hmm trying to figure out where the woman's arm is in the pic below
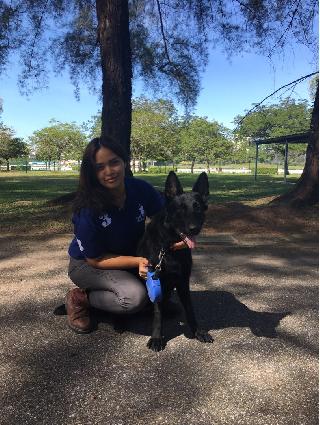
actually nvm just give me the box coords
[86,255,149,278]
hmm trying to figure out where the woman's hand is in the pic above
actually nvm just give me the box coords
[138,257,149,279]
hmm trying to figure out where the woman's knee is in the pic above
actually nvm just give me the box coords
[118,282,148,313]
[88,280,148,314]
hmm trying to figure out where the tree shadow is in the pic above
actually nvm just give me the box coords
[190,290,289,338]
[54,290,290,343]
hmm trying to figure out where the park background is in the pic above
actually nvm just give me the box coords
[0,5,318,177]
[0,3,318,425]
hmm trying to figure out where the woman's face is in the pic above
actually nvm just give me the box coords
[95,146,126,192]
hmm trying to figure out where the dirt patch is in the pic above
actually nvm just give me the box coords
[203,202,318,237]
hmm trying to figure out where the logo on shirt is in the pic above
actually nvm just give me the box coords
[76,239,84,252]
[99,213,112,228]
[136,204,145,223]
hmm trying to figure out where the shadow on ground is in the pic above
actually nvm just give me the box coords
[54,290,290,343]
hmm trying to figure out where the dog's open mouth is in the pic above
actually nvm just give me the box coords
[179,233,196,249]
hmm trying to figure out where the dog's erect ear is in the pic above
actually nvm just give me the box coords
[192,172,209,204]
[164,171,183,200]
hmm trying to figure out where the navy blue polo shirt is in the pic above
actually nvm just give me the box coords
[68,177,164,259]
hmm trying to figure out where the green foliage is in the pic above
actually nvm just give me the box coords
[234,98,312,161]
[146,166,162,174]
[180,116,232,169]
[30,120,87,163]
[131,97,180,166]
[232,137,256,163]
[235,98,311,139]
[0,2,317,108]
[83,114,102,140]
[0,125,28,170]
[85,99,182,168]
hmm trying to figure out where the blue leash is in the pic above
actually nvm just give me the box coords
[146,248,166,303]
[146,269,162,303]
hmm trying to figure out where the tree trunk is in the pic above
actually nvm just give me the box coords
[96,0,132,162]
[271,84,319,207]
[191,159,195,174]
[6,159,9,171]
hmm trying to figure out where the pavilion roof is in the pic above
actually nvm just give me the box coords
[252,132,311,145]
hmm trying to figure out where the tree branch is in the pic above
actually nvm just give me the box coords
[233,0,255,15]
[155,0,171,64]
[24,0,50,74]
[237,72,319,127]
[268,0,301,58]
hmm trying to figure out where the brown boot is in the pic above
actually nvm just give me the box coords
[65,288,91,334]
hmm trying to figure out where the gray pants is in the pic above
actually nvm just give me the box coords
[68,257,149,314]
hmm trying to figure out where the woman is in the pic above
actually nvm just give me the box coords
[66,136,164,333]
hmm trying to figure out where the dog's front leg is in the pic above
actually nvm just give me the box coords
[176,283,213,343]
[147,302,166,352]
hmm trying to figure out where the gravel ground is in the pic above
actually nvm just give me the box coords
[0,231,318,425]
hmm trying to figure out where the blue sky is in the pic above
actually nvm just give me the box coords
[0,43,317,140]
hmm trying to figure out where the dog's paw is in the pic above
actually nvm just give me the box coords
[147,337,166,352]
[194,329,214,343]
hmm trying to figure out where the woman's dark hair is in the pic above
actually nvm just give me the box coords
[73,136,129,214]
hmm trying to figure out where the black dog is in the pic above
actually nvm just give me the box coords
[138,171,213,351]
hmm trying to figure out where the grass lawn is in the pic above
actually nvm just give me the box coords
[0,171,300,234]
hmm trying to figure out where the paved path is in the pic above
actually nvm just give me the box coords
[0,232,318,425]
